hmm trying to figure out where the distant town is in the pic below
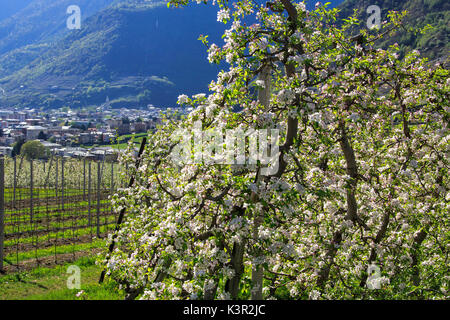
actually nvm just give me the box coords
[0,98,169,161]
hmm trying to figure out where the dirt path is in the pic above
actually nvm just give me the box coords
[4,234,100,254]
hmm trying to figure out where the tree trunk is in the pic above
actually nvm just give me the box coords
[251,65,271,300]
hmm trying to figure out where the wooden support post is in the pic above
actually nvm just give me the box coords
[13,157,16,207]
[55,159,58,208]
[88,161,92,229]
[251,65,271,300]
[110,162,114,229]
[30,159,33,224]
[111,162,114,195]
[0,157,5,272]
[83,158,86,201]
[97,161,101,238]
[61,158,64,211]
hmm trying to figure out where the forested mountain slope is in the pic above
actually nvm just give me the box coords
[338,0,449,59]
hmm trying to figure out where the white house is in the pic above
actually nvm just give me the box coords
[25,126,48,140]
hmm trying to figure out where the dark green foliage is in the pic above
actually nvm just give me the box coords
[11,138,25,157]
[20,140,47,160]
[37,130,47,140]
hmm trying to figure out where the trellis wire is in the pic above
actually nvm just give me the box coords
[0,156,123,273]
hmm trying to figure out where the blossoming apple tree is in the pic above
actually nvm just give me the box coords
[102,0,449,299]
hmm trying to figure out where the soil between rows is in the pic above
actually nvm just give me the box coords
[1,249,104,274]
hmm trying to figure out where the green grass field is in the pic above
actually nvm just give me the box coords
[0,256,125,300]
[111,133,147,150]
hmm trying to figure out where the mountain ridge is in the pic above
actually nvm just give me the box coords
[0,1,225,108]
